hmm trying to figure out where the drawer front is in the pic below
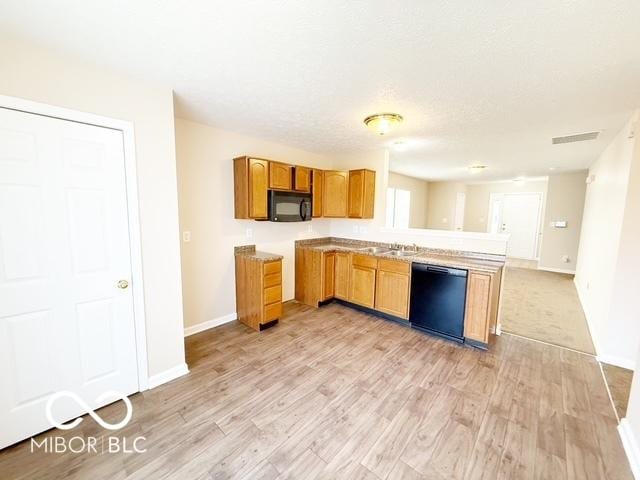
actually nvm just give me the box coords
[264,272,282,288]
[378,258,411,275]
[264,285,282,305]
[263,260,281,276]
[264,302,282,322]
[352,254,378,269]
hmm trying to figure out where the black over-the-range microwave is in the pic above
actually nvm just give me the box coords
[268,190,312,222]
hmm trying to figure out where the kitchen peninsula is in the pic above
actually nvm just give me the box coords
[295,237,505,348]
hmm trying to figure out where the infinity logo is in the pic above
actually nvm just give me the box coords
[45,391,133,431]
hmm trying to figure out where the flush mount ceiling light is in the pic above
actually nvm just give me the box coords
[468,164,488,173]
[364,113,403,135]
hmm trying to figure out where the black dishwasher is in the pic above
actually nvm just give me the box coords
[409,263,468,342]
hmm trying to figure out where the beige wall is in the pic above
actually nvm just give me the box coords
[175,119,333,329]
[598,111,640,471]
[0,33,186,378]
[425,182,467,230]
[463,179,548,234]
[575,111,639,369]
[538,172,587,272]
[387,172,429,228]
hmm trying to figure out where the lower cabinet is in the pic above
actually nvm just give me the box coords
[334,252,350,300]
[348,254,378,308]
[235,256,282,331]
[375,259,410,320]
[464,269,501,344]
[322,252,335,300]
[349,265,377,308]
[294,246,504,350]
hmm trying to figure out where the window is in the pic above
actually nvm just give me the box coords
[386,188,411,228]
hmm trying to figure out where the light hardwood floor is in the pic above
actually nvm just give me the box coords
[0,302,632,480]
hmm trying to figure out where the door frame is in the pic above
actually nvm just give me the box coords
[487,191,544,260]
[0,94,150,391]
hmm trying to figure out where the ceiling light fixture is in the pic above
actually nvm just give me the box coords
[364,113,403,135]
[468,164,488,173]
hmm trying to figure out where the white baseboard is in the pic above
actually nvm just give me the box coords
[538,266,576,275]
[147,362,189,390]
[598,354,636,370]
[184,313,237,337]
[619,419,640,479]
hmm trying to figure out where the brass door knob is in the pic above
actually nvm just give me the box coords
[117,280,129,289]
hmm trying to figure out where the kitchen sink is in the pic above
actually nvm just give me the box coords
[387,250,419,257]
[357,246,391,254]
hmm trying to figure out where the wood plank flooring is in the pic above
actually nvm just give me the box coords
[0,302,633,479]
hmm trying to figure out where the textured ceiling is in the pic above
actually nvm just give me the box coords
[2,1,640,180]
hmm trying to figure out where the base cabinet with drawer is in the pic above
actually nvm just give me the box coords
[235,254,283,331]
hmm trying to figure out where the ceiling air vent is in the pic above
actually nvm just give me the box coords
[552,131,600,144]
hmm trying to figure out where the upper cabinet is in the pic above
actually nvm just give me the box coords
[233,156,268,219]
[348,169,376,219]
[294,166,310,192]
[233,156,375,221]
[323,170,349,217]
[311,169,323,217]
[269,161,293,190]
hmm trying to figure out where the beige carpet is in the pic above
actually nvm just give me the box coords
[500,267,596,354]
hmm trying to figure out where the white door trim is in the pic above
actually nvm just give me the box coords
[488,191,544,260]
[0,94,149,391]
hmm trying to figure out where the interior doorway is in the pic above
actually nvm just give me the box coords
[489,192,543,259]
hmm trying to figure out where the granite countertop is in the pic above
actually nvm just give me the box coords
[295,237,505,273]
[234,245,283,262]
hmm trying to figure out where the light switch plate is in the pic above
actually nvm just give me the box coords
[182,231,191,243]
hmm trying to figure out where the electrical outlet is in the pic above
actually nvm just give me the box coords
[182,231,191,243]
[562,255,570,263]
[246,228,253,239]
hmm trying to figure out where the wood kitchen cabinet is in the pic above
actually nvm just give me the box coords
[464,269,502,345]
[233,156,269,219]
[235,254,282,331]
[334,251,350,300]
[294,166,311,192]
[322,252,335,300]
[311,169,323,217]
[269,161,293,190]
[323,170,349,217]
[375,259,410,320]
[348,254,377,308]
[348,169,376,219]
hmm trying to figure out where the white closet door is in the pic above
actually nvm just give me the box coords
[0,107,139,449]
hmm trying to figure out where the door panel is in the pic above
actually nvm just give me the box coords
[269,162,293,190]
[349,265,376,308]
[323,171,348,217]
[0,107,139,449]
[248,158,268,219]
[334,252,350,300]
[499,193,542,259]
[375,270,410,319]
